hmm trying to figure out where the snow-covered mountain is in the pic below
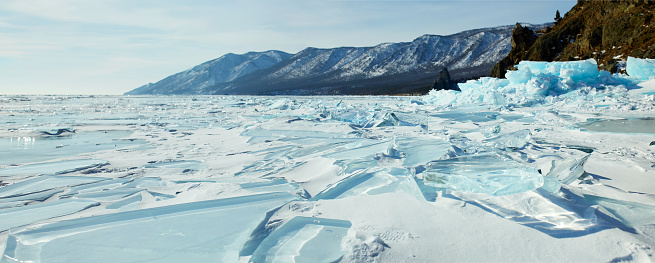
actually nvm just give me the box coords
[126,23,550,95]
[125,51,292,95]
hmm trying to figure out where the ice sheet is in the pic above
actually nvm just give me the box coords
[577,118,655,134]
[1,90,655,261]
[0,175,110,198]
[0,199,98,231]
[0,189,63,209]
[0,131,143,166]
[0,159,108,176]
[3,192,298,262]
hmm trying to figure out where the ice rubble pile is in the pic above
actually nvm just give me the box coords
[424,57,655,106]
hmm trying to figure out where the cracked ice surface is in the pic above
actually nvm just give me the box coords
[1,58,655,262]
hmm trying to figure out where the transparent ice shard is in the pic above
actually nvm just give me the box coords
[355,110,427,129]
[483,129,531,149]
[326,107,374,126]
[412,177,442,202]
[0,159,108,176]
[423,153,543,196]
[3,192,298,262]
[266,98,292,110]
[365,111,399,128]
[627,56,655,81]
[0,199,98,231]
[449,189,607,238]
[143,160,206,170]
[250,216,351,263]
[394,137,452,166]
[0,175,110,198]
[584,194,655,227]
[540,175,562,194]
[547,155,590,185]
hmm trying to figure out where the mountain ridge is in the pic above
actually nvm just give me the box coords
[126,23,550,96]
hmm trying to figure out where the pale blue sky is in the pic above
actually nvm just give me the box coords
[0,0,576,95]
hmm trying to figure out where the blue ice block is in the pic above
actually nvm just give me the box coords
[627,56,655,81]
[423,153,543,196]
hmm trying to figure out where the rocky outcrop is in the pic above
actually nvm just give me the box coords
[490,23,539,78]
[430,68,460,91]
[491,0,655,77]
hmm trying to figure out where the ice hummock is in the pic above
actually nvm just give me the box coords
[423,57,655,107]
[627,56,655,81]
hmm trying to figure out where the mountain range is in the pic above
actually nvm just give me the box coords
[126,23,549,96]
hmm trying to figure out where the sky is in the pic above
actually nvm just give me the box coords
[0,0,577,95]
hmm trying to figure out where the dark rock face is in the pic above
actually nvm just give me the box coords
[490,23,538,78]
[431,68,460,91]
[491,0,655,77]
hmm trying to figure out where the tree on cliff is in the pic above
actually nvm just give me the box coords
[555,10,562,23]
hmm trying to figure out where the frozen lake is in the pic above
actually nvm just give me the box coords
[1,83,654,261]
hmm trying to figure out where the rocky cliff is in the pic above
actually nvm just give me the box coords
[491,0,655,78]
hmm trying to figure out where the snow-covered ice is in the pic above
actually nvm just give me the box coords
[1,57,655,262]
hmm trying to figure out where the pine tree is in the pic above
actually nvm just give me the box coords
[555,10,562,23]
